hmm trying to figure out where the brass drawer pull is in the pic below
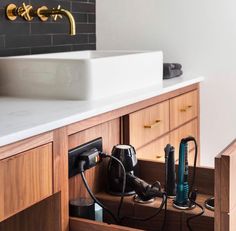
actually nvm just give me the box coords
[180,105,193,112]
[144,120,161,128]
[156,155,162,159]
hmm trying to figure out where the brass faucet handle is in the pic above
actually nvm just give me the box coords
[18,3,33,21]
[52,5,63,21]
[37,6,49,21]
[6,4,18,21]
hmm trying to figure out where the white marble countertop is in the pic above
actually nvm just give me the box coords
[0,73,204,147]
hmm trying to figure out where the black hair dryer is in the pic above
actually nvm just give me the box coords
[107,144,137,196]
[107,144,164,202]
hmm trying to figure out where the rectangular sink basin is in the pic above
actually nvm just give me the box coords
[0,50,163,100]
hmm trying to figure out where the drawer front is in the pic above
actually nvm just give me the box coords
[136,135,169,162]
[214,140,236,231]
[70,217,142,231]
[170,90,198,129]
[0,143,53,221]
[129,101,169,149]
[170,119,198,165]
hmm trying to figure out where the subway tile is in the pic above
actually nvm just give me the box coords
[73,13,88,23]
[72,43,96,51]
[76,23,95,33]
[88,34,96,44]
[88,13,95,23]
[31,45,72,54]
[0,48,31,57]
[0,36,5,48]
[0,22,30,35]
[31,22,71,35]
[5,35,51,48]
[53,34,88,45]
[72,2,95,13]
[0,0,96,56]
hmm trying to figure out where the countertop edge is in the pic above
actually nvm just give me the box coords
[0,75,204,147]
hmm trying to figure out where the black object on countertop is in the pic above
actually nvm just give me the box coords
[163,63,183,79]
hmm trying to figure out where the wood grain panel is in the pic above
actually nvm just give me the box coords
[129,101,169,149]
[138,160,214,195]
[136,134,169,162]
[68,84,199,135]
[0,143,53,222]
[53,127,69,231]
[0,132,53,160]
[215,154,221,231]
[0,193,60,231]
[170,90,198,130]
[170,119,198,165]
[70,217,143,231]
[213,139,236,231]
[69,119,120,200]
[218,140,236,213]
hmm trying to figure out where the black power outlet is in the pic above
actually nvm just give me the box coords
[68,137,103,178]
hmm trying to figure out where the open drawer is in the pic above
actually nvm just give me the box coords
[70,217,143,231]
[215,139,236,231]
[69,159,214,231]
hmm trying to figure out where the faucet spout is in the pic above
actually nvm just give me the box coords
[60,9,76,36]
[36,5,76,36]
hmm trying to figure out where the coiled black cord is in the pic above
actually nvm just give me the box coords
[120,192,167,231]
[186,137,205,231]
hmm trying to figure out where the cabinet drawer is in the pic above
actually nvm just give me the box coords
[136,135,169,162]
[128,101,169,149]
[70,217,143,231]
[170,119,198,165]
[170,90,198,129]
[0,143,53,221]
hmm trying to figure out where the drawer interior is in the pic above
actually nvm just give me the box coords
[69,160,214,231]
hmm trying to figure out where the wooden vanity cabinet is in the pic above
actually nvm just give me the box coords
[0,83,203,231]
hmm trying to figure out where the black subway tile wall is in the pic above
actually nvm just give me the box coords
[0,0,96,56]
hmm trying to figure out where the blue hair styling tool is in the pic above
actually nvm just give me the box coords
[173,136,198,210]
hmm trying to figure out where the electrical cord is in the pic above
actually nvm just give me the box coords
[120,192,167,230]
[161,194,167,231]
[103,152,167,230]
[186,137,205,231]
[186,200,204,231]
[189,138,198,194]
[79,160,119,224]
[99,152,126,220]
[79,153,127,224]
[79,151,167,230]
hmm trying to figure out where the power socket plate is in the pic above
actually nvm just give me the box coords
[68,137,103,178]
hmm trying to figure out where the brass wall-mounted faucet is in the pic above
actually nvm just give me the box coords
[6,3,76,36]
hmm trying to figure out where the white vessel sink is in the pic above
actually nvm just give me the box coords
[0,50,163,100]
